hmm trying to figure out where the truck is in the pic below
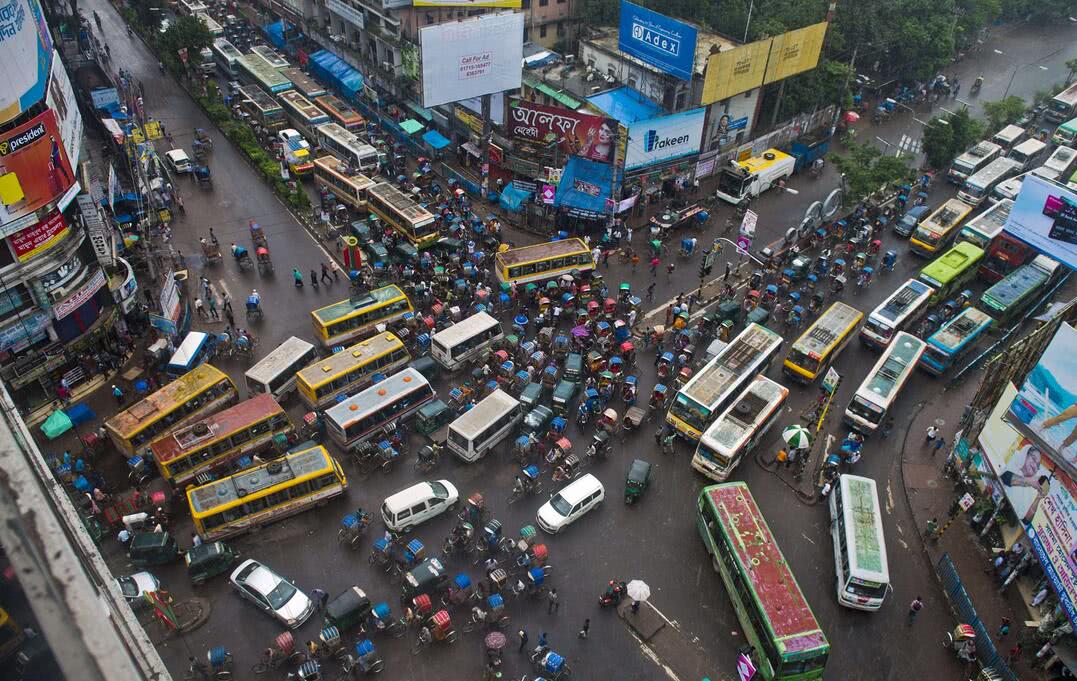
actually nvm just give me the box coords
[198,47,215,76]
[277,129,314,176]
[786,134,830,173]
[714,149,796,206]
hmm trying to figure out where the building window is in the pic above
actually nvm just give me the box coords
[539,0,548,6]
[425,12,433,24]
[539,23,547,37]
[557,0,566,3]
[674,91,687,110]
[556,20,565,36]
[627,76,637,88]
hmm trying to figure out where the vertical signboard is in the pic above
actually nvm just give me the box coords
[47,49,82,171]
[420,13,524,109]
[617,1,698,81]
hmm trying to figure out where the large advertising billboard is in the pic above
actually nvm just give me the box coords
[0,109,76,227]
[624,108,705,171]
[763,22,828,84]
[414,0,521,6]
[47,50,81,172]
[618,1,698,81]
[508,100,618,163]
[0,0,52,126]
[701,40,771,104]
[8,208,66,261]
[420,13,524,109]
[1008,323,1077,480]
[1002,174,1077,270]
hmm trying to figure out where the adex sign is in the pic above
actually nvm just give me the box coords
[625,108,705,171]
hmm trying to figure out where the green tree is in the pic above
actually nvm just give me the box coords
[1065,58,1077,84]
[921,117,956,169]
[158,16,212,71]
[982,96,1027,131]
[831,140,914,204]
[947,107,985,149]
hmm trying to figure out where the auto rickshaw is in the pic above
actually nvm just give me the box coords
[623,406,647,433]
[551,380,578,414]
[747,306,770,326]
[325,586,373,632]
[522,405,554,434]
[185,541,238,585]
[128,531,179,567]
[564,352,583,382]
[657,352,674,379]
[520,382,544,409]
[401,558,449,603]
[624,459,652,504]
[415,400,452,439]
[587,430,611,460]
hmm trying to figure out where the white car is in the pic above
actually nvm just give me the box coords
[165,149,192,174]
[229,559,314,629]
[537,473,605,534]
[381,480,459,533]
[277,128,310,151]
[115,571,160,609]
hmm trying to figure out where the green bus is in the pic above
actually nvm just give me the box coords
[697,482,829,679]
[1053,117,1077,147]
[918,241,984,305]
[980,255,1061,323]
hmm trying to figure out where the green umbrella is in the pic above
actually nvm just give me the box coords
[782,425,813,449]
[41,410,73,440]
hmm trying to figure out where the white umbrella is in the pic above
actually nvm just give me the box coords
[625,579,651,602]
[782,425,813,450]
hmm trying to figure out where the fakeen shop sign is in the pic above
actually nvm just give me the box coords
[8,209,66,261]
[508,100,617,164]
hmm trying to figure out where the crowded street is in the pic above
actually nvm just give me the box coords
[4,0,1077,680]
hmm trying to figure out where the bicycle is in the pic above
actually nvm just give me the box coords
[411,627,433,655]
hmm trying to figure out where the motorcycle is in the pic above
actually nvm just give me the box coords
[598,580,627,607]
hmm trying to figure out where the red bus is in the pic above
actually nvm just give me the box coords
[979,233,1034,284]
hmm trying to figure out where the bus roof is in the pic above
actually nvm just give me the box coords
[168,332,210,368]
[237,85,283,113]
[106,365,230,435]
[449,389,519,440]
[311,285,405,324]
[927,307,993,351]
[296,332,403,387]
[246,336,315,384]
[325,368,429,427]
[279,91,329,124]
[700,376,787,454]
[250,44,289,69]
[919,198,974,237]
[237,54,291,92]
[212,37,242,58]
[791,302,862,360]
[859,333,925,405]
[963,199,1012,240]
[368,183,436,224]
[681,324,782,408]
[314,156,376,188]
[920,242,984,286]
[188,444,330,514]
[735,149,793,174]
[495,238,589,267]
[982,262,1051,311]
[315,95,362,123]
[838,475,890,583]
[870,279,933,325]
[431,312,500,349]
[705,483,829,654]
[280,68,327,98]
[150,394,283,464]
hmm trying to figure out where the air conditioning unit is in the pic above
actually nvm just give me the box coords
[564,54,576,65]
[590,86,601,94]
[604,74,615,84]
[382,61,395,73]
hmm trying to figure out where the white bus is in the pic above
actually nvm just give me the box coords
[430,312,504,371]
[314,123,380,173]
[958,199,1012,250]
[692,376,788,482]
[829,474,890,610]
[1032,146,1077,183]
[446,389,522,462]
[947,140,1001,184]
[251,44,290,70]
[859,279,934,350]
[989,175,1023,204]
[212,38,243,79]
[244,336,317,400]
[956,156,1022,206]
[177,0,209,15]
[194,12,223,36]
[667,323,784,441]
[278,90,330,140]
[844,332,925,434]
[325,368,434,450]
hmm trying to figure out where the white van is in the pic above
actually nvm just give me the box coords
[828,474,890,611]
[446,389,521,462]
[1008,138,1048,171]
[165,149,192,174]
[990,175,1024,204]
[536,474,604,534]
[381,480,459,532]
[991,124,1026,152]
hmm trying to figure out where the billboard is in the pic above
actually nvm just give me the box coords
[763,22,828,84]
[47,51,81,171]
[508,100,618,163]
[0,109,76,227]
[624,108,705,171]
[0,0,52,126]
[8,209,66,261]
[1002,174,1077,270]
[420,13,524,109]
[414,0,521,6]
[1008,323,1077,480]
[701,39,771,104]
[618,1,698,81]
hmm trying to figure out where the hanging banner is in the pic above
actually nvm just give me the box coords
[617,1,698,81]
[508,99,617,163]
[53,268,105,320]
[8,209,66,261]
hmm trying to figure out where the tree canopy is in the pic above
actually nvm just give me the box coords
[831,140,915,204]
[920,108,985,169]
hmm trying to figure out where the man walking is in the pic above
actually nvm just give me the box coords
[646,282,656,302]
[578,619,590,639]
[907,596,923,625]
[933,436,946,457]
[321,263,332,285]
[207,296,220,321]
[547,588,559,614]
[517,629,528,652]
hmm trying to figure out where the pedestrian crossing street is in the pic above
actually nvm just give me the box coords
[896,133,922,157]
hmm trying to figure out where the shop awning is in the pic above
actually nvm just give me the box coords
[587,86,663,123]
[407,102,434,122]
[499,184,532,213]
[308,50,364,100]
[264,20,297,49]
[461,142,481,158]
[400,119,424,134]
[422,130,450,149]
[554,156,613,214]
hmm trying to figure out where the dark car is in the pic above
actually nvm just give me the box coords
[895,205,930,238]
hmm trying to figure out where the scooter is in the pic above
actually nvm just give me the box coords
[598,580,626,607]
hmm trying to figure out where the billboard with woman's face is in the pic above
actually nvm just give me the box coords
[508,99,618,164]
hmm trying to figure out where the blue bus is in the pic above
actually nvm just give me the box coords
[166,332,217,376]
[919,307,993,376]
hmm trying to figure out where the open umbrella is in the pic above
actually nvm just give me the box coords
[625,580,651,602]
[571,325,590,338]
[844,110,860,122]
[782,425,813,450]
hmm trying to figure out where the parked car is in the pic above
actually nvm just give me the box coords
[115,571,160,609]
[536,473,605,534]
[381,480,459,532]
[229,559,315,629]
[165,149,192,174]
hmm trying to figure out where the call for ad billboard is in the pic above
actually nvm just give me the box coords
[0,0,52,126]
[624,108,705,171]
[618,1,698,81]
[508,100,617,164]
[763,22,828,84]
[0,109,75,228]
[701,40,771,105]
[1002,174,1077,270]
[420,13,524,109]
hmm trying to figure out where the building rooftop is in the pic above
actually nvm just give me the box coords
[587,86,664,123]
[585,26,739,78]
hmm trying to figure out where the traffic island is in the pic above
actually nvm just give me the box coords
[617,599,721,680]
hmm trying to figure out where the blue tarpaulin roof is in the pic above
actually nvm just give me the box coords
[309,50,364,100]
[554,156,613,214]
[264,20,296,50]
[586,87,663,123]
[422,130,450,149]
[499,184,532,212]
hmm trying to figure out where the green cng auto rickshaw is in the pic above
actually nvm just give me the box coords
[325,586,373,632]
[624,459,652,504]
[128,532,179,567]
[185,541,238,585]
[415,400,453,439]
[551,380,579,414]
[519,382,544,409]
[564,352,584,382]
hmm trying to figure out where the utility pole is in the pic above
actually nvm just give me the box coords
[480,93,492,194]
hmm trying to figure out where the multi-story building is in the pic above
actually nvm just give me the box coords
[521,0,573,50]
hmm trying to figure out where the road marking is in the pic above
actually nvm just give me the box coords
[635,637,684,681]
[885,480,895,514]
[801,533,815,545]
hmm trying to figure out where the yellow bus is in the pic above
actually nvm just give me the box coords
[313,155,376,214]
[105,365,239,457]
[783,302,864,384]
[296,331,410,409]
[366,183,439,249]
[310,285,413,348]
[493,238,594,287]
[148,394,293,487]
[188,444,347,541]
[909,198,975,257]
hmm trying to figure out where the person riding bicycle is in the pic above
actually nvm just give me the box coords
[247,289,261,313]
[231,243,247,262]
